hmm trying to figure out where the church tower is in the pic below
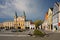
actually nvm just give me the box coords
[23,11,26,21]
[14,12,18,19]
[14,11,18,29]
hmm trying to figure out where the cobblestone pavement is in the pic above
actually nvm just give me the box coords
[0,30,60,40]
[0,33,60,40]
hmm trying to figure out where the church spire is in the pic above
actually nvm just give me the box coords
[14,11,18,19]
[15,11,18,18]
[14,11,18,29]
[23,11,26,21]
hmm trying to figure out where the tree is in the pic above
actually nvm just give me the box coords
[34,20,43,29]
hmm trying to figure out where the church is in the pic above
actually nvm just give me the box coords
[14,11,26,29]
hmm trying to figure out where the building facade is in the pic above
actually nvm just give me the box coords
[42,12,48,30]
[14,16,25,29]
[25,21,35,29]
[29,22,35,29]
[3,21,14,29]
[14,12,26,29]
[25,21,31,29]
[48,8,53,31]
[42,8,53,31]
[0,23,3,27]
[52,2,60,31]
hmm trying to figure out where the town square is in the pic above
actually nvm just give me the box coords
[0,0,60,40]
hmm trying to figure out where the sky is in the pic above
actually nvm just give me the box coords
[0,0,60,22]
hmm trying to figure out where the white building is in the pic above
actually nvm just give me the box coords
[25,21,30,29]
[42,20,48,30]
[30,23,35,29]
[47,8,53,31]
[53,2,60,31]
[42,8,53,31]
[25,21,35,29]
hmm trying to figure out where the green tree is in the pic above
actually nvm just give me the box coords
[34,20,43,29]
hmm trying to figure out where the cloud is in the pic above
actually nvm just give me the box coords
[12,0,37,13]
[0,5,7,8]
[0,0,44,21]
[0,0,15,17]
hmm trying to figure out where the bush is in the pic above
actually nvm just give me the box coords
[33,29,45,37]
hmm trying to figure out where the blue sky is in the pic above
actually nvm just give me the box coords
[0,0,60,22]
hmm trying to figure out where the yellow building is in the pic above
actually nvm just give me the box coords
[3,21,14,29]
[14,12,25,29]
[42,8,53,31]
[0,23,3,28]
[42,12,48,30]
[14,16,25,29]
[48,8,53,31]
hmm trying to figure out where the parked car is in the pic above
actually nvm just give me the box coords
[17,29,23,32]
[11,29,17,32]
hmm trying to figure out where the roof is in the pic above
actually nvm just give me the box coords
[50,8,53,11]
[55,2,59,7]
